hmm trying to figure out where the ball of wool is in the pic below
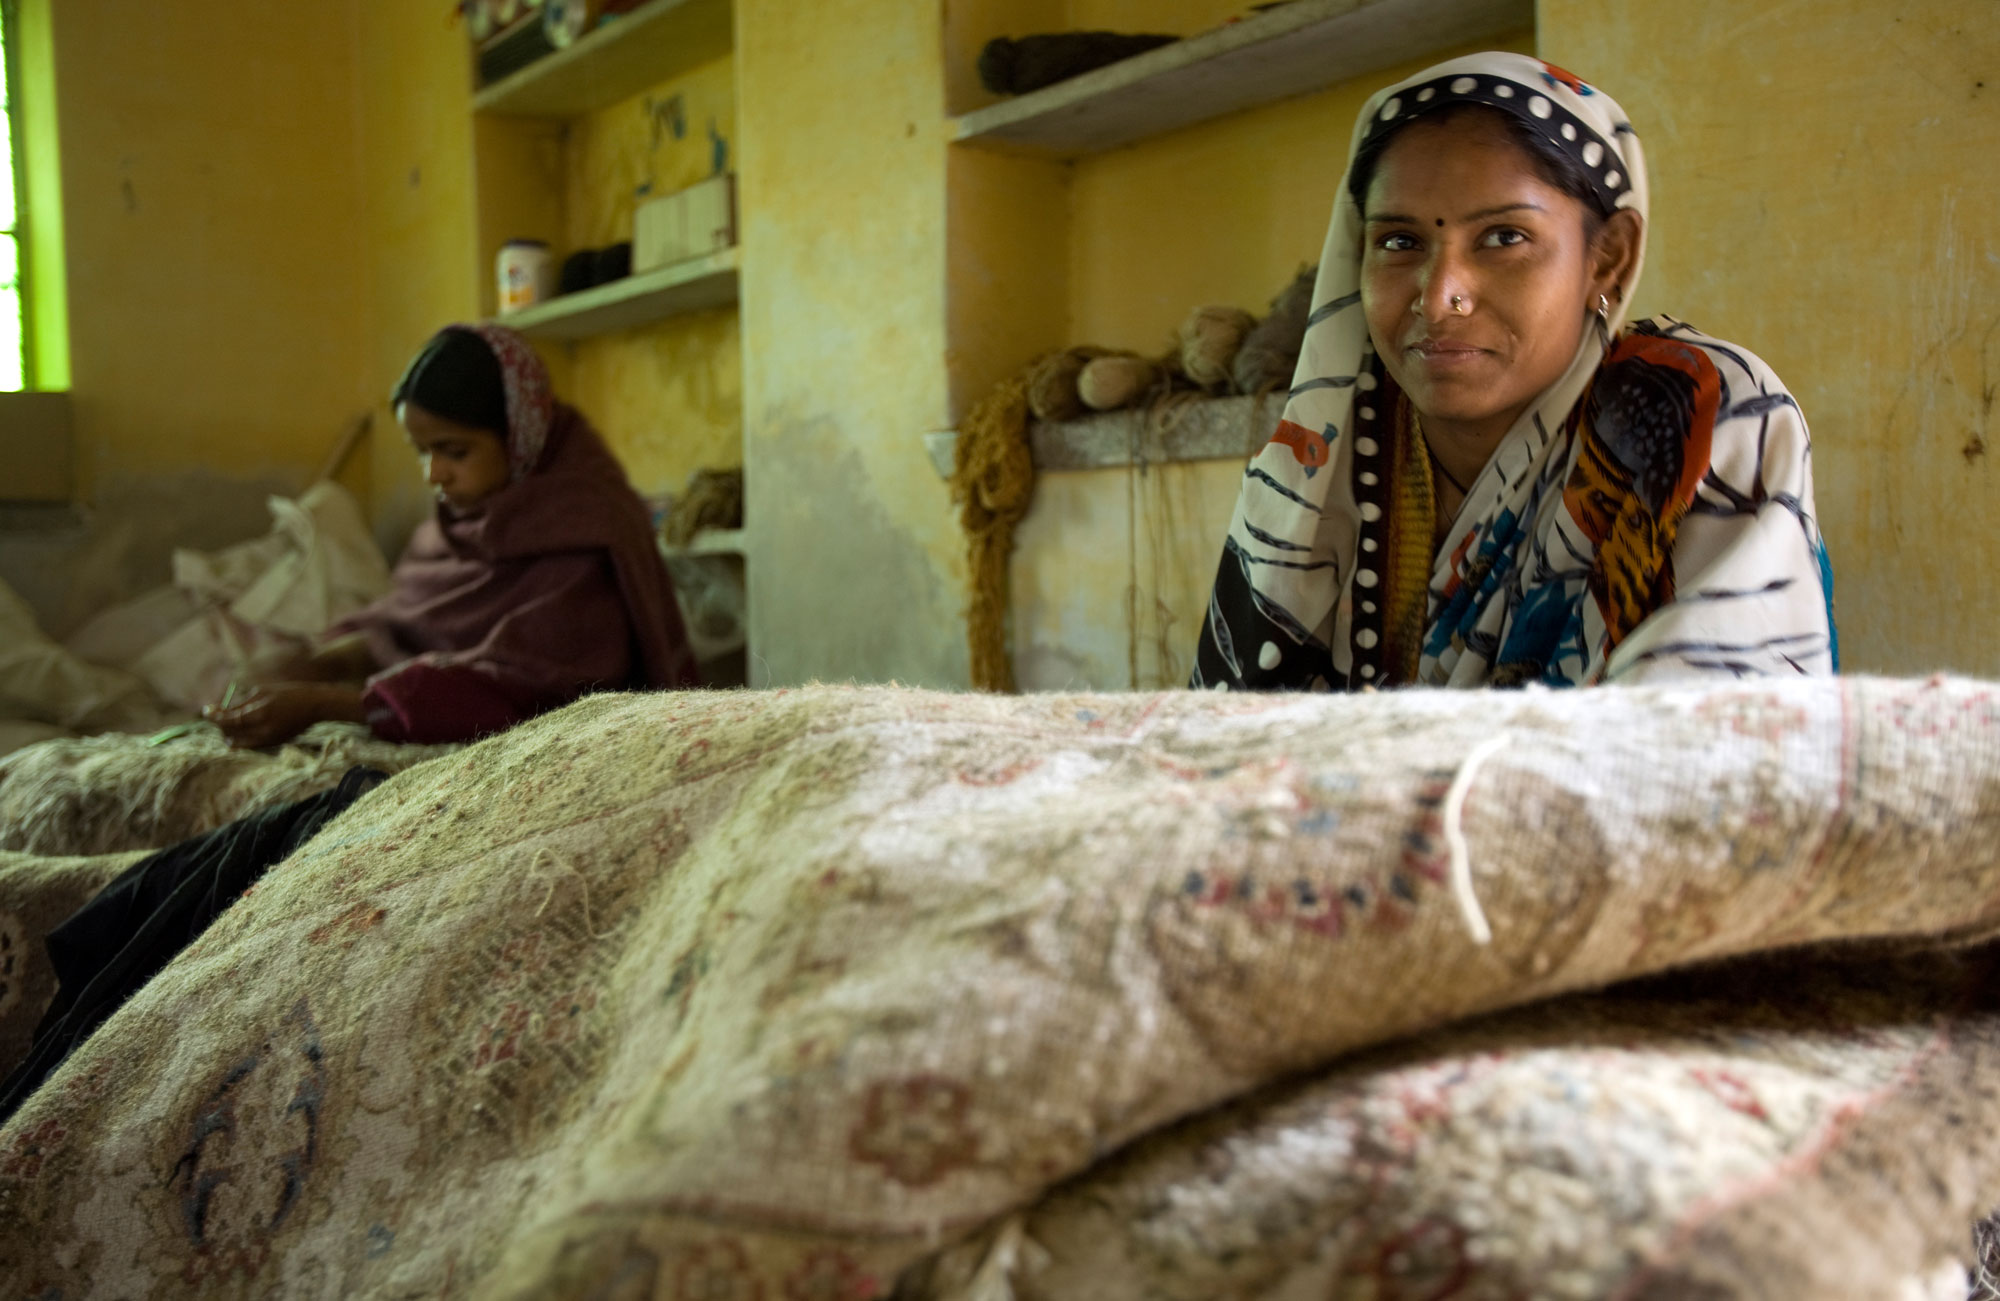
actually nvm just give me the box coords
[1178,306,1257,391]
[661,466,744,549]
[1231,265,1317,396]
[1026,346,1109,422]
[1077,355,1162,411]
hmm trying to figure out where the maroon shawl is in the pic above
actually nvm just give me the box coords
[332,326,698,744]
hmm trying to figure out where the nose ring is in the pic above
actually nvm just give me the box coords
[1450,294,1469,315]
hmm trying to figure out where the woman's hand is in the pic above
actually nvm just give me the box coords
[204,683,366,749]
[250,634,377,687]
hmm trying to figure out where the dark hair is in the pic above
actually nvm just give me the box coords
[1348,102,1612,243]
[392,328,509,437]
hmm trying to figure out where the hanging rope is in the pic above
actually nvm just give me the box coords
[949,370,1038,692]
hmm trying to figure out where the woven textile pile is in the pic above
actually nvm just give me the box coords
[0,722,457,856]
[2,677,1998,1298]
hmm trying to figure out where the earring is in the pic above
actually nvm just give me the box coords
[1595,292,1611,324]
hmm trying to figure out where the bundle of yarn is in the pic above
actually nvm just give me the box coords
[1019,265,1320,424]
[1233,265,1316,394]
[949,372,1037,692]
[1026,347,1114,422]
[1177,307,1257,390]
[1078,355,1164,411]
[660,466,744,549]
[1027,347,1170,421]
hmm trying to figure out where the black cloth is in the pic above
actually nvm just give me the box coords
[977,32,1178,96]
[593,241,632,285]
[559,250,598,296]
[0,766,387,1127]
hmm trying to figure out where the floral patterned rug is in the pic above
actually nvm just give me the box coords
[2,677,1999,1298]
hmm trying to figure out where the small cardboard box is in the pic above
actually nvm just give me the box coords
[635,174,737,272]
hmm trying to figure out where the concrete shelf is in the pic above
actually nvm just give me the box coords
[496,248,739,341]
[473,0,732,119]
[662,527,745,557]
[927,393,1284,478]
[951,0,1532,158]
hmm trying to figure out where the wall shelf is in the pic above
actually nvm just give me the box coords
[495,248,739,340]
[473,0,733,118]
[951,0,1532,158]
[926,394,1283,478]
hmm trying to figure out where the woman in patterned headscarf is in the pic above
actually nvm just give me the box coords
[208,324,699,747]
[1192,52,1836,692]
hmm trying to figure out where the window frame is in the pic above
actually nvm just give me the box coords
[1,0,29,389]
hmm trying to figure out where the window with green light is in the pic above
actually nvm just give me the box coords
[0,2,23,392]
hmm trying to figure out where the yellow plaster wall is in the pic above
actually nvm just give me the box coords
[942,0,1069,416]
[562,306,742,497]
[1065,0,1245,30]
[944,148,1070,414]
[561,56,742,496]
[352,1,483,553]
[473,116,569,326]
[47,0,370,496]
[738,0,967,687]
[1538,1,2000,676]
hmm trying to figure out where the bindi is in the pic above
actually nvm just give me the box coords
[1435,218,1444,227]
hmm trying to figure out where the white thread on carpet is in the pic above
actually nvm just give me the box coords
[529,846,617,939]
[1442,733,1509,945]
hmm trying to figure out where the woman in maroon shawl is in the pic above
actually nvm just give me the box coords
[207,324,699,748]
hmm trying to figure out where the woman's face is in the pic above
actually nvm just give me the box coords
[1360,112,1619,443]
[401,401,511,511]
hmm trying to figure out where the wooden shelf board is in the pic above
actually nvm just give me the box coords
[928,394,1284,478]
[497,248,739,340]
[474,0,733,118]
[952,0,1533,158]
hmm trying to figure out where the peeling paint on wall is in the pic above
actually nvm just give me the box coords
[738,0,967,688]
